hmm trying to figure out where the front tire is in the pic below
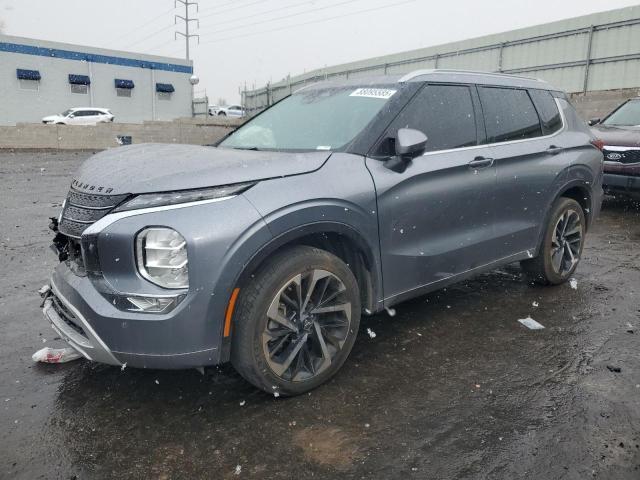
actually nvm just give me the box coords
[521,197,586,285]
[231,246,361,396]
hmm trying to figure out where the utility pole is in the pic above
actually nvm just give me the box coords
[175,0,199,60]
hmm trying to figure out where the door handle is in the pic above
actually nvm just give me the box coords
[546,145,563,155]
[468,157,494,169]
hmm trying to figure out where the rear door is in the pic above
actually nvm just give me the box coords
[478,86,565,256]
[366,83,499,303]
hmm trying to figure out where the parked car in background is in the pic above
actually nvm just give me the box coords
[42,70,603,396]
[217,104,245,117]
[42,108,114,125]
[589,97,640,199]
[208,105,220,116]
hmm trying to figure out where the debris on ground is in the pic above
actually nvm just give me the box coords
[606,365,622,373]
[32,347,82,364]
[154,379,159,385]
[366,328,377,338]
[569,278,578,290]
[626,323,634,334]
[239,400,246,406]
[234,465,242,475]
[518,316,545,330]
[532,301,539,307]
[121,363,127,371]
[385,307,396,317]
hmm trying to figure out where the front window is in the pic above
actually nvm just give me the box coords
[603,100,640,126]
[61,109,73,117]
[219,85,398,151]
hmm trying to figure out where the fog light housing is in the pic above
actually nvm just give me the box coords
[126,296,181,313]
[136,228,188,289]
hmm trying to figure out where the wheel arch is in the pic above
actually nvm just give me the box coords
[235,222,381,315]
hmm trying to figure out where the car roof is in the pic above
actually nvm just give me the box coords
[296,69,557,93]
[70,107,110,112]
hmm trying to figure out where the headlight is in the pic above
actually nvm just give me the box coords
[136,228,188,289]
[113,183,254,212]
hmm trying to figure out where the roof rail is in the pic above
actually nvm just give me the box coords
[398,68,548,84]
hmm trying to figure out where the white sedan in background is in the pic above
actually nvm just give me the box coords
[217,105,246,118]
[42,108,114,125]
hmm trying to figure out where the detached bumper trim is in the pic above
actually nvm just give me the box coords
[43,279,122,366]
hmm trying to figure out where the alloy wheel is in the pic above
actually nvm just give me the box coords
[550,209,583,276]
[261,269,351,382]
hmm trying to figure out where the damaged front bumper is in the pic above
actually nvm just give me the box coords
[41,282,121,366]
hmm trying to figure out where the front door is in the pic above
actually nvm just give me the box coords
[366,83,499,303]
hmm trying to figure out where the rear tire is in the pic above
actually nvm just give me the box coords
[218,112,226,116]
[231,246,361,396]
[521,197,586,285]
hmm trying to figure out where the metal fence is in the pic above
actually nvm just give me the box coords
[242,7,640,113]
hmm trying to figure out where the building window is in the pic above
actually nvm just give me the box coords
[19,79,39,91]
[155,83,174,101]
[17,69,41,91]
[71,83,89,94]
[68,74,91,95]
[114,79,134,98]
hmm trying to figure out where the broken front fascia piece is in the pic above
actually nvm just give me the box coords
[518,316,545,330]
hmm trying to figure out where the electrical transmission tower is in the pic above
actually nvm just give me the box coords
[175,0,199,60]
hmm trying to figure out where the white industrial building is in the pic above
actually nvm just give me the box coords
[0,34,194,125]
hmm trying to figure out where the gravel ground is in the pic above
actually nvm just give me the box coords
[1,150,639,480]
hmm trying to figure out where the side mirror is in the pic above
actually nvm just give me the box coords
[384,128,428,173]
[396,128,428,158]
[588,118,600,126]
[68,114,75,118]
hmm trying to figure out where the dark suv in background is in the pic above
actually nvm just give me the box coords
[42,70,603,395]
[589,97,640,199]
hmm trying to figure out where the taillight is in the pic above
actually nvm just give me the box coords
[591,139,604,151]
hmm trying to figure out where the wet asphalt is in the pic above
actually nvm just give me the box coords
[1,150,639,480]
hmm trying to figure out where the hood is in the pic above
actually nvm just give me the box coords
[42,115,63,122]
[71,143,332,195]
[590,124,640,147]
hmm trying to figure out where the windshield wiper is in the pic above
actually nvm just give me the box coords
[232,146,260,151]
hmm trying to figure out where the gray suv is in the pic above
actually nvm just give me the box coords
[42,70,603,395]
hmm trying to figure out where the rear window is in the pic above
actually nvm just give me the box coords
[529,89,562,135]
[479,87,542,143]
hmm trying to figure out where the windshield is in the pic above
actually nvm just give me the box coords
[219,86,397,151]
[603,100,640,126]
[61,109,73,117]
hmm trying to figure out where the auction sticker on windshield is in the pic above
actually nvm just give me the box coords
[350,88,397,99]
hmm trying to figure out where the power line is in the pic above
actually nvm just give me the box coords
[199,0,367,36]
[125,23,176,49]
[114,4,175,47]
[199,0,268,19]
[201,0,418,44]
[199,0,316,31]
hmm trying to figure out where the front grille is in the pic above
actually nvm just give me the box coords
[58,188,129,238]
[603,148,640,165]
[51,294,86,337]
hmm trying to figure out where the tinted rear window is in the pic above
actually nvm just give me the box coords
[479,87,542,143]
[529,89,562,135]
[380,84,477,154]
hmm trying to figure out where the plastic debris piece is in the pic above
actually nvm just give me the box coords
[518,316,545,330]
[569,278,578,290]
[121,363,127,371]
[606,365,621,373]
[155,379,160,385]
[234,465,242,475]
[32,347,82,363]
[239,400,246,406]
[366,328,376,338]
[532,301,539,307]
[385,307,396,317]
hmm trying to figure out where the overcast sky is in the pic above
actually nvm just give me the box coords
[1,0,638,102]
